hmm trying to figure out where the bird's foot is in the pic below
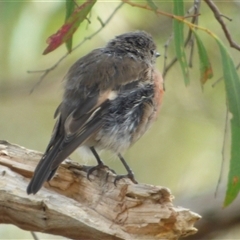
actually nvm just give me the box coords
[82,163,116,181]
[114,170,138,186]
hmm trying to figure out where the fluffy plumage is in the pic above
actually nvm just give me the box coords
[27,31,163,194]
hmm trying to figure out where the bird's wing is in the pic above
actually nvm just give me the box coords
[27,49,149,194]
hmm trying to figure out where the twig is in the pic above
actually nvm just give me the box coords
[85,17,91,24]
[122,0,173,18]
[187,0,201,68]
[122,0,201,21]
[163,0,201,78]
[85,9,92,30]
[220,14,232,22]
[204,0,240,51]
[162,34,173,84]
[162,57,178,79]
[30,232,39,240]
[97,16,105,27]
[29,66,61,94]
[28,2,124,93]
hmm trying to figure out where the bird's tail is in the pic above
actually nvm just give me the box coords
[27,119,103,194]
[27,101,110,194]
[26,137,63,194]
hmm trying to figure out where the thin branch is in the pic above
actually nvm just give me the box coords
[97,16,105,27]
[220,14,232,22]
[28,2,124,93]
[30,232,39,240]
[85,16,91,24]
[162,34,173,84]
[162,57,177,79]
[85,9,92,30]
[187,0,201,68]
[204,0,240,51]
[122,0,201,22]
[122,0,174,18]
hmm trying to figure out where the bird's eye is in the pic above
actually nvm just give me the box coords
[150,50,160,58]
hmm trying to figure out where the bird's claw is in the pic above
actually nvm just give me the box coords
[82,164,116,181]
[113,171,138,186]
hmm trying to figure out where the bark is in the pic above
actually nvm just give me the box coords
[0,140,200,240]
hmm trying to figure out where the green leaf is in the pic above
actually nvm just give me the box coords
[191,29,213,84]
[215,38,240,206]
[65,0,76,52]
[225,122,240,206]
[173,0,190,85]
[65,35,73,53]
[146,0,158,12]
[65,0,75,20]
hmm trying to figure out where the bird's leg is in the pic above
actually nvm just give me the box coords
[90,146,104,166]
[83,146,116,180]
[114,153,138,185]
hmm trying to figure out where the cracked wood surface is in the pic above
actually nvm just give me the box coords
[0,140,200,239]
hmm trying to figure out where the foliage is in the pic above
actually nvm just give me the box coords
[43,0,96,54]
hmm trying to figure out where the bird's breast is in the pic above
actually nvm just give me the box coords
[93,80,162,153]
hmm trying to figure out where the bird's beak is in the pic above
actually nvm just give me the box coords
[155,52,161,58]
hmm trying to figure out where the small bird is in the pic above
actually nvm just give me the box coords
[27,31,164,194]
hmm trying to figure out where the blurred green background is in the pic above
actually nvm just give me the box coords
[1,1,240,239]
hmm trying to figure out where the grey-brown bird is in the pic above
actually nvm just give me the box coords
[27,31,164,194]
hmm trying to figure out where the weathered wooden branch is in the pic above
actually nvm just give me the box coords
[0,140,200,239]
